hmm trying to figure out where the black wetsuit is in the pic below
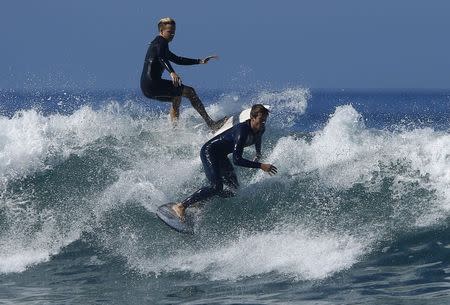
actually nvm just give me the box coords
[140,35,200,101]
[181,120,265,208]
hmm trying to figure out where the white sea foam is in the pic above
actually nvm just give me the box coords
[0,102,155,274]
[252,104,382,189]
[254,104,450,222]
[131,226,366,281]
[3,97,450,281]
[178,228,364,281]
[254,87,310,114]
[249,87,310,129]
[148,103,446,280]
[181,87,310,128]
[96,103,450,281]
[0,103,140,186]
[0,100,209,274]
[0,206,81,273]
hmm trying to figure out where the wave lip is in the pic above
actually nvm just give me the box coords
[0,219,82,274]
[0,249,50,274]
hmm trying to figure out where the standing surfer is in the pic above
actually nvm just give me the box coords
[140,17,226,130]
[171,104,277,220]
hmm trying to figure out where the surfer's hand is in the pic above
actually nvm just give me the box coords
[200,55,219,64]
[261,163,277,176]
[170,72,182,87]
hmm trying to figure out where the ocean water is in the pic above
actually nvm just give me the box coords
[1,87,450,304]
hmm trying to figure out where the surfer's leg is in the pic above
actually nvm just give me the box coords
[141,79,184,124]
[182,86,227,130]
[181,146,224,208]
[170,96,182,123]
[141,79,183,124]
[219,158,239,197]
[141,79,182,101]
[181,182,223,208]
[182,86,213,126]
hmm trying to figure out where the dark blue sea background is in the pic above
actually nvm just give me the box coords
[1,87,450,304]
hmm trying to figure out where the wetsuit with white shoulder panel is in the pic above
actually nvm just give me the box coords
[181,120,265,208]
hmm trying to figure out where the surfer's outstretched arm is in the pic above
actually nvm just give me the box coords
[167,51,201,66]
[199,55,219,64]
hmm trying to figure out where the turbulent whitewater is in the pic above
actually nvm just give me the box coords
[1,88,450,304]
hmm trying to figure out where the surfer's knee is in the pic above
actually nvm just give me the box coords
[211,181,224,194]
[219,189,236,198]
[172,96,181,108]
[182,86,195,97]
[140,85,152,99]
[183,86,202,106]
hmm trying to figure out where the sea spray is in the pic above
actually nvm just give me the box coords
[1,90,448,285]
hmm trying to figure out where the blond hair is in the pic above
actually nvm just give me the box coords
[158,17,176,31]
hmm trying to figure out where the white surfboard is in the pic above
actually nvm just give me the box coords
[212,105,271,136]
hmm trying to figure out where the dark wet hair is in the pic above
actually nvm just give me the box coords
[250,104,270,118]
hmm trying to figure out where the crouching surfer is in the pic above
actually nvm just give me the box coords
[172,104,277,220]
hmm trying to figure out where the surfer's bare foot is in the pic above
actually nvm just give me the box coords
[172,203,185,221]
[209,116,228,131]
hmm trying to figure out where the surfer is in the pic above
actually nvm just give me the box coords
[140,17,226,130]
[171,104,277,220]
